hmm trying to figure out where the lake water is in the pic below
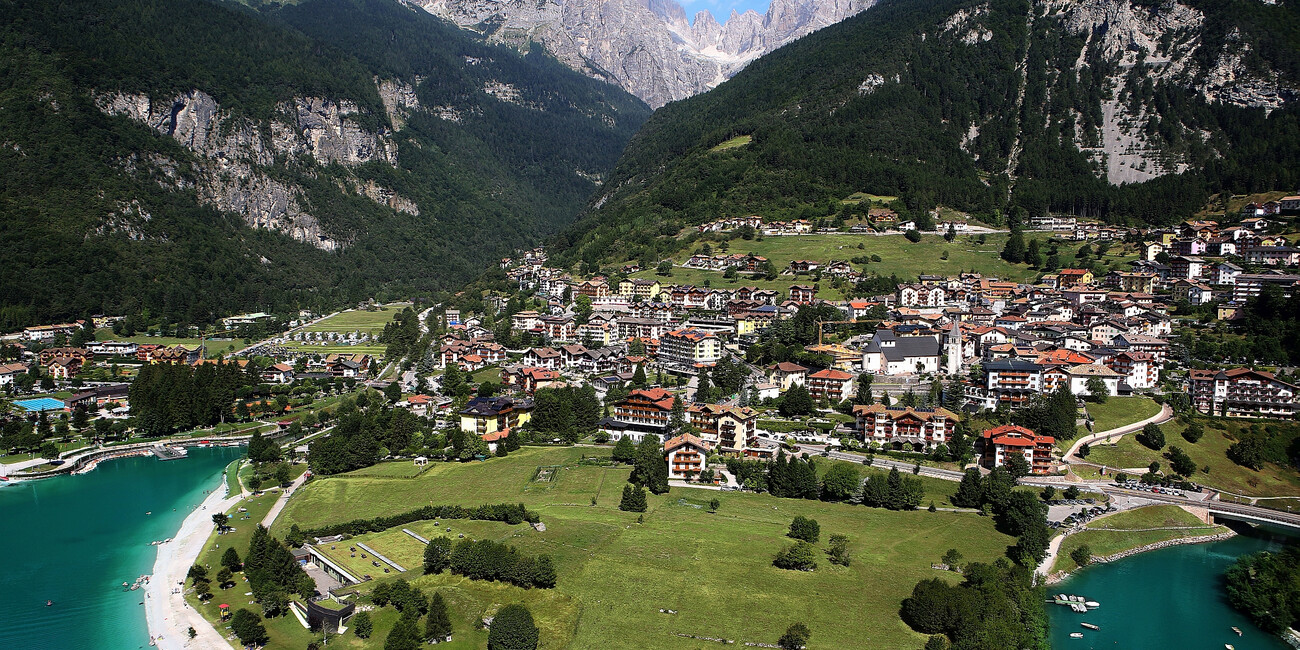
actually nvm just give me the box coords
[0,446,242,649]
[1049,528,1296,650]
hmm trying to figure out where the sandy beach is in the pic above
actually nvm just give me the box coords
[144,479,241,650]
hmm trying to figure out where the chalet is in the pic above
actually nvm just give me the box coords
[766,362,809,391]
[38,347,89,366]
[601,388,677,442]
[806,368,854,403]
[1243,246,1300,266]
[500,366,563,395]
[1190,368,1297,419]
[788,285,816,305]
[1057,269,1094,288]
[47,356,82,379]
[687,404,758,454]
[0,362,28,387]
[659,328,720,368]
[521,347,562,370]
[261,363,295,384]
[853,404,958,452]
[664,433,711,480]
[1067,363,1125,397]
[981,424,1054,474]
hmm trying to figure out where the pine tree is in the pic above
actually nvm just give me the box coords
[668,394,686,433]
[612,436,637,463]
[1001,228,1026,263]
[425,592,452,642]
[951,467,985,508]
[619,483,648,512]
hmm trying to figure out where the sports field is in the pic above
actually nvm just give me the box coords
[272,446,1014,649]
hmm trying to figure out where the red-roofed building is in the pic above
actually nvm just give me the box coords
[664,433,711,479]
[788,285,816,305]
[981,424,1054,474]
[806,368,854,403]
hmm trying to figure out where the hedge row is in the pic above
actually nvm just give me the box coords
[301,503,540,538]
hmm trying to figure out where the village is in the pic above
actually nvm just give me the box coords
[4,204,1295,487]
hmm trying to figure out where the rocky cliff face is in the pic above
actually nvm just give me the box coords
[411,0,876,107]
[98,86,416,249]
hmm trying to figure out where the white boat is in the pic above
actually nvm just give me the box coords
[1081,623,1099,630]
[1085,601,1100,608]
[1070,633,1084,639]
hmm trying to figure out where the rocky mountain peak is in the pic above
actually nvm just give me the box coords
[410,0,877,107]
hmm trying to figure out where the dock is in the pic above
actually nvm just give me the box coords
[150,445,187,461]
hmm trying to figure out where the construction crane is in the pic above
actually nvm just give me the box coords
[816,320,860,345]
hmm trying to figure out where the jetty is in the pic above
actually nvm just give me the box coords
[151,445,187,461]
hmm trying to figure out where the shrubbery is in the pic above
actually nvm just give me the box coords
[300,503,539,538]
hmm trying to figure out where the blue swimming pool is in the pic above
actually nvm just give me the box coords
[14,397,67,412]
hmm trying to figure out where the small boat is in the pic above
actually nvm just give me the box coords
[1085,601,1100,608]
[1226,645,1236,650]
[1081,623,1099,630]
[45,600,53,607]
[1069,633,1084,639]
[1232,627,1242,636]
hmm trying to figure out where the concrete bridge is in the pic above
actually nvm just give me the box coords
[1105,487,1300,531]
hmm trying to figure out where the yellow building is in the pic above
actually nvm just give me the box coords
[459,396,533,436]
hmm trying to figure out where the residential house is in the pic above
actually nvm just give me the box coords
[1108,351,1158,390]
[459,396,534,437]
[601,388,677,442]
[981,424,1054,475]
[806,368,854,403]
[261,363,295,384]
[1190,368,1297,419]
[788,285,816,305]
[853,404,958,452]
[1057,269,1094,288]
[1244,246,1300,266]
[766,362,809,392]
[664,433,711,480]
[1232,273,1300,303]
[1067,363,1125,397]
[687,404,758,454]
[659,328,721,368]
[0,362,28,387]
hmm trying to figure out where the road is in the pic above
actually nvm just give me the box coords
[1063,403,1174,460]
[261,471,309,528]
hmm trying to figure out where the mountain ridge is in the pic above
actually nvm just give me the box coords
[0,0,649,328]
[553,0,1300,268]
[410,0,877,107]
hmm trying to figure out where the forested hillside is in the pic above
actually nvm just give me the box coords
[553,0,1300,268]
[0,0,649,329]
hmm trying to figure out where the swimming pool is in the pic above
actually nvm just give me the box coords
[14,397,67,412]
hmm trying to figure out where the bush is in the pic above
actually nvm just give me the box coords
[1041,486,1056,501]
[774,541,818,571]
[778,622,811,650]
[1063,486,1080,500]
[827,534,851,567]
[300,502,540,538]
[1182,421,1204,443]
[1070,544,1092,567]
[904,230,922,243]
[787,515,820,543]
[488,603,539,650]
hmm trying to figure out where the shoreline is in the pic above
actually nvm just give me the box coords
[1043,529,1238,585]
[144,468,242,650]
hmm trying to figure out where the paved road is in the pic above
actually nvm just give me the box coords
[261,471,309,528]
[1064,403,1174,460]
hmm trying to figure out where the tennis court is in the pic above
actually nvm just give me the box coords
[15,397,67,412]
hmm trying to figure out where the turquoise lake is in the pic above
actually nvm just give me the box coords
[1049,528,1296,650]
[0,447,242,649]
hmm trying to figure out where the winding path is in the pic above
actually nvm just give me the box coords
[1063,403,1173,461]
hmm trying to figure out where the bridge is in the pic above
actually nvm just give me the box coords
[1103,487,1300,531]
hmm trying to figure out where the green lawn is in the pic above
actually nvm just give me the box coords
[634,232,1139,289]
[301,306,408,335]
[342,460,430,478]
[1084,418,1300,497]
[93,328,208,349]
[1082,397,1163,435]
[262,446,1014,649]
[1052,505,1228,574]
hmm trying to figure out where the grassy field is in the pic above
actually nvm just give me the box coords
[633,232,1139,290]
[265,446,1014,649]
[300,307,407,335]
[1082,397,1163,436]
[842,192,899,204]
[1084,418,1300,497]
[709,135,752,152]
[1051,505,1229,573]
[342,460,431,478]
[93,328,210,349]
